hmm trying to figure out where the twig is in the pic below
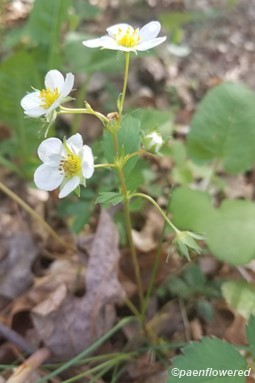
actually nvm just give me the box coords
[179,298,191,342]
[0,322,35,356]
[6,347,51,383]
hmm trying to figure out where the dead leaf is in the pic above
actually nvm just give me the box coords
[146,301,183,339]
[224,314,247,345]
[0,227,39,300]
[31,209,126,360]
[132,209,164,253]
[223,174,253,200]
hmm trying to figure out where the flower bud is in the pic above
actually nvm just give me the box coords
[143,131,163,153]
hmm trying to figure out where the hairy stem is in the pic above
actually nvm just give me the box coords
[141,194,172,321]
[59,106,108,126]
[131,192,179,233]
[116,164,144,310]
[119,52,130,116]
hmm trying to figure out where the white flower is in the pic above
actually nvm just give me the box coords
[82,21,166,53]
[34,133,94,198]
[143,131,163,153]
[21,70,74,121]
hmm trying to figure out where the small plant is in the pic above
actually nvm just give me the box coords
[19,20,202,316]
[2,2,255,381]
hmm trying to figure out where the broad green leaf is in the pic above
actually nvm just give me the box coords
[169,337,247,383]
[170,187,255,265]
[73,0,100,21]
[170,187,215,233]
[222,280,255,320]
[246,315,255,358]
[27,0,70,46]
[131,108,173,137]
[96,192,124,206]
[188,82,255,174]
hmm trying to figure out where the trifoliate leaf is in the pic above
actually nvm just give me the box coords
[170,187,255,265]
[169,337,247,383]
[188,82,255,174]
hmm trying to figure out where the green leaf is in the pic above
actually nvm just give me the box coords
[26,0,71,46]
[196,299,215,322]
[246,315,255,359]
[131,108,173,137]
[96,192,124,206]
[170,187,255,265]
[73,0,100,21]
[102,115,141,174]
[222,280,255,320]
[188,82,255,174]
[0,51,41,172]
[168,337,247,383]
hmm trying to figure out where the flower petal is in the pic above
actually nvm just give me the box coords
[45,70,64,91]
[21,92,46,117]
[38,137,63,165]
[34,164,64,191]
[106,23,133,37]
[94,36,137,51]
[139,21,161,42]
[81,145,94,179]
[60,72,74,97]
[82,37,105,48]
[66,133,83,154]
[136,36,166,51]
[59,176,80,198]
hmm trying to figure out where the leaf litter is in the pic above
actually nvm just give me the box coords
[31,209,126,361]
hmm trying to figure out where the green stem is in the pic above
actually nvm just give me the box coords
[59,106,108,126]
[116,165,144,310]
[61,354,133,383]
[94,163,116,169]
[141,194,172,321]
[131,193,179,234]
[119,52,130,117]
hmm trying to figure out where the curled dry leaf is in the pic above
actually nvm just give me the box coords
[31,209,126,360]
[132,209,164,253]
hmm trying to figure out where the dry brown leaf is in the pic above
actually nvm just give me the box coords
[143,371,168,383]
[224,314,247,345]
[223,174,253,200]
[31,209,126,360]
[146,301,183,339]
[132,209,164,252]
[0,227,39,300]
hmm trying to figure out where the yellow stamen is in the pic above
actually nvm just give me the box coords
[114,27,141,48]
[39,88,60,109]
[59,153,81,177]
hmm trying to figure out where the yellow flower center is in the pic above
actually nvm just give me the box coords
[39,88,60,109]
[114,27,141,48]
[59,153,81,177]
